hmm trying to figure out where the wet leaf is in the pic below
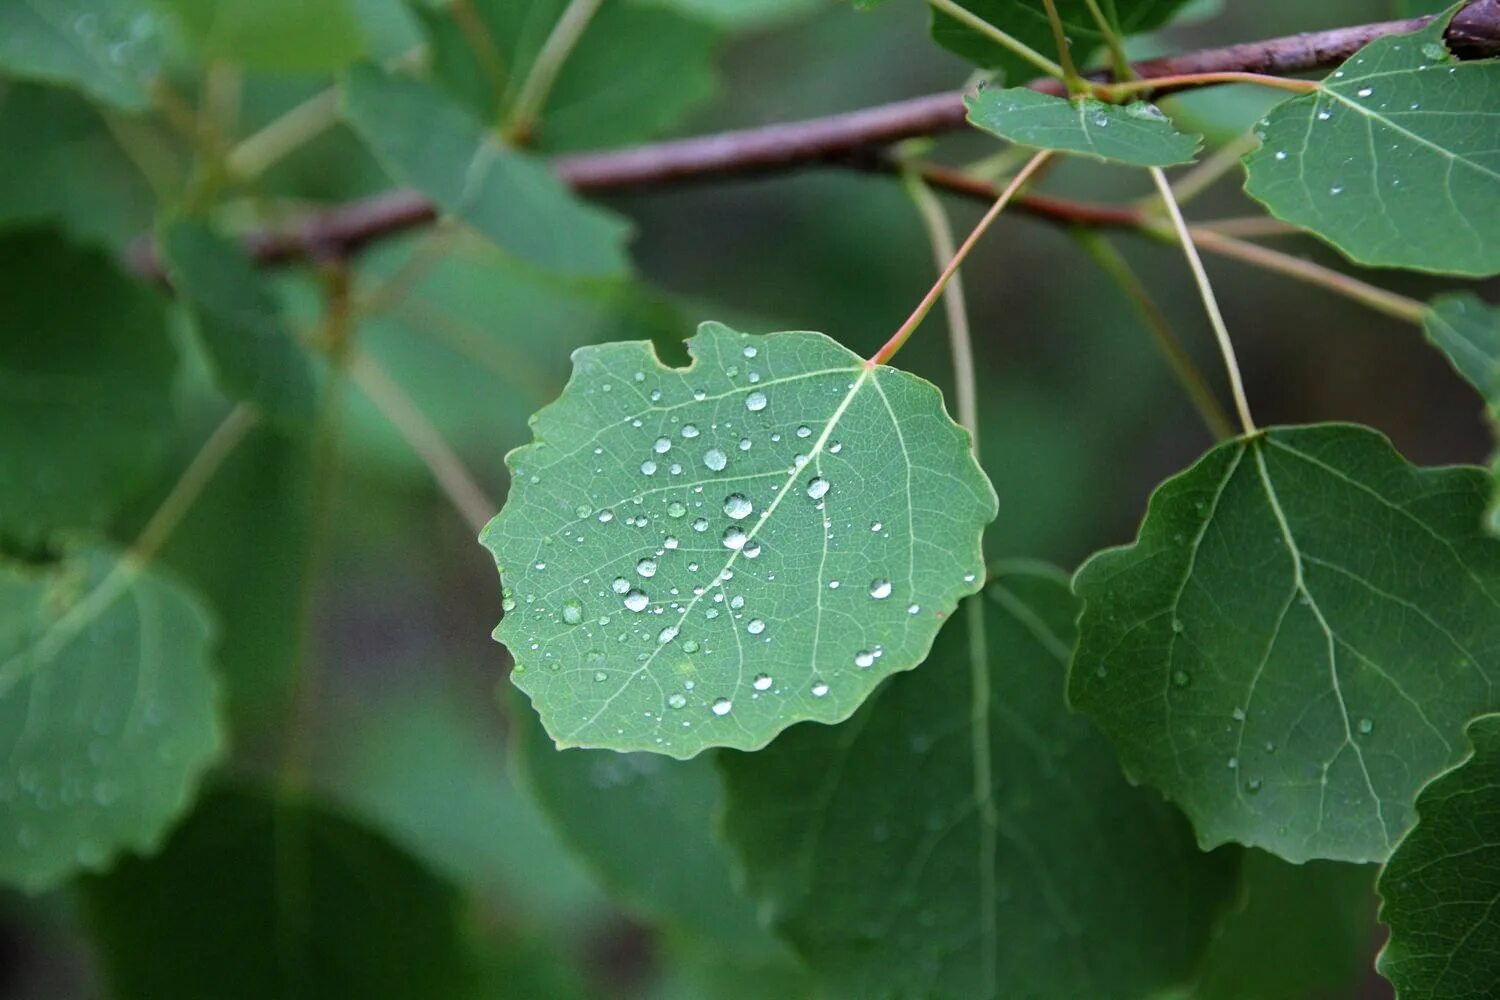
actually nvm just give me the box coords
[1243,10,1500,277]
[0,0,162,110]
[481,322,995,757]
[966,88,1201,166]
[1070,424,1500,863]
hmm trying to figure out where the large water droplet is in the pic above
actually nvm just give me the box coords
[724,494,753,519]
[753,673,773,691]
[611,577,630,594]
[811,681,829,697]
[637,558,657,578]
[624,590,649,612]
[704,448,727,471]
[746,618,765,635]
[745,391,768,412]
[854,650,875,668]
[667,501,686,518]
[806,477,830,500]
[640,460,658,475]
[654,437,672,454]
[722,527,747,550]
[711,697,733,716]
[869,579,892,600]
[657,625,679,644]
[692,517,709,532]
[681,424,700,439]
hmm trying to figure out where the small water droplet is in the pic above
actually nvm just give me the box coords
[1357,718,1374,735]
[1329,185,1343,195]
[796,425,812,439]
[855,650,875,668]
[743,345,758,358]
[683,639,700,653]
[1274,150,1287,160]
[1232,707,1246,722]
[666,501,686,518]
[711,697,733,716]
[907,604,920,615]
[729,595,745,610]
[724,494,753,519]
[722,526,748,550]
[598,509,614,523]
[1356,86,1373,97]
[745,391,768,412]
[668,693,687,709]
[1170,619,1184,634]
[753,673,773,691]
[811,681,830,697]
[624,590,649,612]
[637,558,657,578]
[562,602,583,625]
[869,579,892,600]
[640,460,658,475]
[1245,778,1263,794]
[1317,109,1332,121]
[1172,670,1191,688]
[692,517,709,532]
[658,625,679,644]
[746,618,766,635]
[681,424,700,439]
[806,477,830,500]
[704,448,727,471]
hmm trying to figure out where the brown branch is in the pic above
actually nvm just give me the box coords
[124,1,1500,280]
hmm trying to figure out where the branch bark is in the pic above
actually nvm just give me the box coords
[125,1,1500,280]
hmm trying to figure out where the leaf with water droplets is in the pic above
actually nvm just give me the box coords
[481,322,995,757]
[1242,10,1500,277]
[0,0,163,111]
[0,547,223,893]
[1070,423,1500,864]
[718,565,1238,997]
[341,64,631,278]
[1375,712,1500,999]
[966,88,1201,166]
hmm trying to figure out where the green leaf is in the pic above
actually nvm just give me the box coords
[0,229,177,543]
[159,220,318,428]
[153,0,364,72]
[718,564,1238,998]
[1182,851,1377,1000]
[931,1,1191,81]
[418,0,720,151]
[1376,713,1500,999]
[652,0,822,30]
[1242,10,1500,277]
[0,547,223,893]
[0,83,154,251]
[511,690,802,969]
[1422,293,1500,533]
[965,88,1201,166]
[1069,423,1500,864]
[80,785,487,1000]
[481,322,996,757]
[341,64,631,278]
[0,0,162,111]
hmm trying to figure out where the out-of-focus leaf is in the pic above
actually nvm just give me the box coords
[1377,713,1500,999]
[0,229,176,543]
[719,565,1238,998]
[159,220,318,428]
[328,684,605,924]
[154,0,364,72]
[1422,293,1500,532]
[511,690,801,971]
[931,0,1193,82]
[1243,11,1500,277]
[1183,851,1377,1000]
[483,322,996,757]
[1070,424,1500,864]
[0,548,222,893]
[0,0,162,110]
[80,785,488,1000]
[0,83,154,250]
[341,64,631,278]
[966,88,1201,165]
[649,0,822,29]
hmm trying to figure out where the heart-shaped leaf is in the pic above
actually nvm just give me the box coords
[1069,423,1500,864]
[1243,9,1500,277]
[1376,713,1500,999]
[0,548,223,892]
[481,322,995,757]
[966,88,1201,166]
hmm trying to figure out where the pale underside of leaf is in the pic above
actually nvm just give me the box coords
[1070,424,1500,864]
[482,323,995,758]
[0,549,223,892]
[1243,13,1500,276]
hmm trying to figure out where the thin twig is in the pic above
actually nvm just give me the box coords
[228,89,341,181]
[872,152,1052,366]
[131,405,259,564]
[1074,230,1234,441]
[506,0,606,143]
[351,355,498,534]
[1040,0,1085,90]
[928,0,1067,81]
[1149,167,1255,436]
[1104,71,1320,98]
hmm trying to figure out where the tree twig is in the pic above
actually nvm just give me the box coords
[123,4,1500,280]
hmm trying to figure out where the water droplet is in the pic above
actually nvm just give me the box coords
[724,494,753,519]
[753,674,773,691]
[1356,86,1373,97]
[1232,707,1246,722]
[624,590,649,612]
[711,697,733,716]
[747,618,766,635]
[743,541,762,558]
[870,521,882,532]
[663,536,679,550]
[1274,150,1287,160]
[811,681,830,697]
[692,517,709,532]
[704,448,727,471]
[745,391,768,412]
[796,425,812,439]
[1245,778,1263,794]
[598,510,614,523]
[1317,109,1332,121]
[729,595,745,610]
[637,558,657,578]
[907,604,920,615]
[722,526,748,550]
[562,602,583,625]
[654,437,672,454]
[683,639,700,653]
[666,501,686,518]
[681,424,700,439]
[855,650,875,668]
[1170,619,1184,634]
[640,460,658,475]
[594,670,607,682]
[1421,41,1446,60]
[869,579,892,600]
[1227,756,1239,770]
[657,625,679,644]
[1329,185,1343,195]
[806,477,830,500]
[743,345,758,358]
[1357,717,1374,735]
[668,693,687,709]
[1172,669,1191,688]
